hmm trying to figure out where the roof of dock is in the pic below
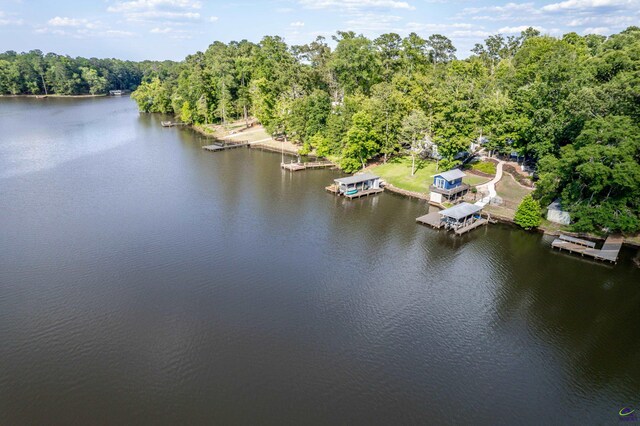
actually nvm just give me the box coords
[335,173,380,185]
[434,169,466,181]
[439,202,482,220]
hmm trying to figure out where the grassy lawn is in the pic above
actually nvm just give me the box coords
[485,173,534,219]
[469,161,497,175]
[464,173,491,186]
[496,173,533,206]
[369,156,487,193]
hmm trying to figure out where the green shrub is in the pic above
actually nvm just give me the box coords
[514,194,542,230]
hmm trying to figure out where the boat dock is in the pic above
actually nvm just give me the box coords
[327,173,384,200]
[551,234,623,263]
[325,184,383,198]
[455,218,488,235]
[202,140,250,152]
[161,121,186,127]
[416,212,443,228]
[416,202,489,235]
[281,160,334,171]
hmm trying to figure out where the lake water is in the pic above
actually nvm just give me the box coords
[1,97,639,425]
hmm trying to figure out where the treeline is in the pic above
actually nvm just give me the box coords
[0,50,177,96]
[135,27,637,233]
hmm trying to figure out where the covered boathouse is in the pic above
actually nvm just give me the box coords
[430,169,470,204]
[328,173,383,199]
[416,202,488,235]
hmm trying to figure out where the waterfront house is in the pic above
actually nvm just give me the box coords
[429,169,469,204]
[332,173,382,199]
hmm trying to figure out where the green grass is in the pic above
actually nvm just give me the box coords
[470,161,497,175]
[369,156,487,193]
[495,173,533,206]
[464,174,491,186]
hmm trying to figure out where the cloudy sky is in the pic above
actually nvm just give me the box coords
[0,0,638,60]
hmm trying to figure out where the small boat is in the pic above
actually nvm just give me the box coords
[161,121,173,127]
[346,188,358,195]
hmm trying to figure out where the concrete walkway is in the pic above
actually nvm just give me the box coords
[475,160,504,207]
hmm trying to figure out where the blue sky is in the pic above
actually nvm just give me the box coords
[0,0,638,60]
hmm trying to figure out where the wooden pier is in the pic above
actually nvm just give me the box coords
[344,188,383,199]
[202,140,250,152]
[416,203,489,235]
[281,160,334,171]
[325,184,383,199]
[416,212,443,229]
[454,218,488,235]
[551,234,623,263]
[161,121,186,127]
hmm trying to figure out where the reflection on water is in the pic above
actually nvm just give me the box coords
[0,97,639,425]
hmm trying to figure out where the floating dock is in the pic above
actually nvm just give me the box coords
[281,161,334,171]
[551,234,623,263]
[202,140,250,152]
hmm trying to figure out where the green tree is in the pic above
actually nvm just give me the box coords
[514,194,542,229]
[131,77,172,113]
[330,31,380,95]
[399,110,429,175]
[80,67,107,95]
[340,110,380,172]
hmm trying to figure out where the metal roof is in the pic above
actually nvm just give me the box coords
[547,199,565,211]
[434,169,466,181]
[335,173,380,185]
[439,202,482,220]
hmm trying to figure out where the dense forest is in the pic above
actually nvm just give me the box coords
[0,50,176,95]
[5,27,639,234]
[130,27,640,234]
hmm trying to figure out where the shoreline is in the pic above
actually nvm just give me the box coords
[383,184,640,249]
[166,118,639,251]
[0,94,109,98]
[189,123,303,155]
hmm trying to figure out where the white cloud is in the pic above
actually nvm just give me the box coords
[299,0,415,10]
[583,26,610,34]
[290,21,305,27]
[463,2,537,15]
[345,12,402,32]
[107,0,202,13]
[567,15,635,26]
[119,11,201,21]
[208,16,218,22]
[48,16,99,29]
[37,15,136,39]
[103,30,135,37]
[108,0,203,23]
[498,25,544,33]
[150,27,173,33]
[149,26,191,39]
[541,0,636,11]
[0,10,23,26]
